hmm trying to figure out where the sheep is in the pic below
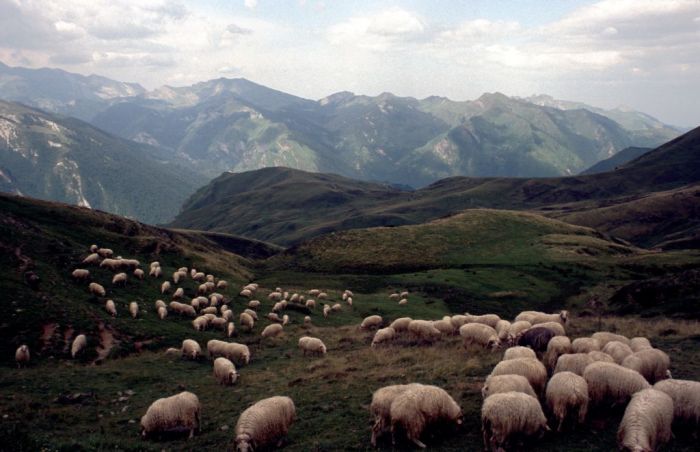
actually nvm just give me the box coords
[201,307,218,315]
[517,327,556,354]
[591,331,630,348]
[481,391,549,451]
[450,315,469,329]
[190,269,197,278]
[243,309,258,321]
[89,282,106,297]
[536,321,566,337]
[361,315,383,330]
[206,274,215,282]
[602,340,634,365]
[120,259,140,270]
[289,293,300,303]
[105,299,117,317]
[248,300,261,310]
[617,388,674,452]
[71,334,87,358]
[193,272,205,281]
[272,301,286,313]
[261,324,284,339]
[482,375,537,399]
[583,361,651,407]
[153,299,166,309]
[140,391,201,440]
[303,316,311,327]
[240,312,255,331]
[172,271,182,284]
[546,371,589,431]
[149,261,160,269]
[89,244,98,253]
[298,337,327,356]
[235,396,296,452]
[554,353,594,376]
[267,312,283,323]
[192,316,209,331]
[305,299,315,309]
[544,336,572,372]
[503,346,537,361]
[99,258,121,271]
[507,320,532,344]
[398,299,408,306]
[216,280,228,290]
[495,320,511,343]
[282,315,289,326]
[389,384,462,448]
[400,291,409,298]
[239,289,252,298]
[127,302,138,319]
[390,317,412,333]
[464,313,501,329]
[630,337,653,352]
[490,358,548,396]
[622,349,671,383]
[112,272,127,286]
[588,350,615,363]
[323,305,331,318]
[317,292,328,300]
[653,379,700,427]
[308,289,320,296]
[242,283,257,292]
[407,320,442,343]
[149,266,162,278]
[71,269,90,281]
[15,345,30,368]
[389,293,400,300]
[370,384,422,446]
[207,340,250,366]
[433,317,455,335]
[161,281,171,294]
[198,283,211,295]
[515,310,568,326]
[133,268,144,280]
[372,327,396,348]
[571,337,601,353]
[268,291,283,301]
[182,339,202,360]
[211,293,224,306]
[460,323,500,349]
[96,248,113,258]
[172,287,184,300]
[157,306,167,319]
[222,310,234,322]
[169,301,196,317]
[331,303,342,312]
[83,253,100,265]
[213,357,238,386]
[346,297,353,306]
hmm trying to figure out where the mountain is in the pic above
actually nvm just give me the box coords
[0,100,201,224]
[170,125,700,247]
[580,146,651,175]
[0,61,145,121]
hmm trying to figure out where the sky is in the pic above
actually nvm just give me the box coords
[0,0,698,126]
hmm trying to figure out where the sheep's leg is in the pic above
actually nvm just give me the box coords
[557,416,563,432]
[408,433,426,449]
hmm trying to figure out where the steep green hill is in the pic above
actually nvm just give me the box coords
[580,146,651,174]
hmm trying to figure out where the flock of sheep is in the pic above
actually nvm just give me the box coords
[11,244,700,450]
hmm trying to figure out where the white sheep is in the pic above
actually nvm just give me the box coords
[140,391,201,439]
[161,281,171,294]
[629,337,653,352]
[239,289,252,298]
[459,323,500,349]
[267,312,283,323]
[536,321,566,337]
[588,350,615,363]
[495,320,512,343]
[503,346,537,361]
[515,310,568,326]
[182,339,202,360]
[571,337,601,353]
[213,357,238,386]
[346,297,353,306]
[361,315,383,330]
[149,266,162,278]
[89,282,106,297]
[244,299,259,309]
[544,336,572,372]
[390,317,412,333]
[157,306,167,319]
[622,348,671,383]
[507,321,532,344]
[450,315,469,329]
[240,312,255,331]
[305,299,315,309]
[216,280,228,290]
[602,340,634,365]
[268,291,283,301]
[398,299,408,306]
[390,384,462,448]
[490,358,548,396]
[71,269,90,281]
[653,378,700,427]
[303,316,311,327]
[192,316,209,331]
[317,292,328,299]
[554,353,594,376]
[308,289,320,296]
[331,303,342,312]
[193,272,205,281]
[272,301,285,313]
[170,301,196,317]
[155,299,167,311]
[112,272,127,286]
[71,334,87,358]
[172,287,184,300]
[149,261,160,269]
[201,307,218,315]
[389,293,400,300]
[583,361,651,407]
[133,268,144,280]
[481,392,549,451]
[207,340,250,365]
[89,244,98,253]
[15,345,30,368]
[105,299,117,317]
[432,317,455,335]
[282,315,289,326]
[235,396,296,452]
[546,371,589,431]
[298,337,327,356]
[99,258,121,271]
[129,301,139,319]
[372,327,396,348]
[617,388,673,452]
[407,320,441,344]
[261,323,284,339]
[96,248,113,258]
[82,253,100,265]
[369,384,422,446]
[591,331,630,347]
[400,291,409,298]
[464,313,501,329]
[227,322,236,338]
[481,375,537,399]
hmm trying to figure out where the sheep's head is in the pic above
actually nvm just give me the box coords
[488,338,500,350]
[560,311,569,324]
[236,433,253,452]
[228,370,237,384]
[321,344,327,354]
[665,370,673,379]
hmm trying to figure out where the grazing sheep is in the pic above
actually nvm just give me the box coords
[322,304,330,318]
[331,303,342,312]
[591,331,630,348]
[89,244,98,253]
[432,318,455,335]
[450,315,469,328]
[390,317,412,333]
[407,320,442,343]
[282,315,289,326]
[617,388,673,452]
[571,337,601,353]
[308,289,320,296]
[222,310,234,322]
[622,349,671,383]
[389,293,400,300]
[400,291,409,298]
[554,353,595,376]
[169,301,196,317]
[272,301,285,313]
[398,299,408,306]
[544,336,572,372]
[96,248,113,258]
[495,320,512,343]
[149,261,160,269]
[198,284,210,295]
[99,258,121,271]
[390,384,462,448]
[482,375,537,399]
[120,259,140,270]
[201,307,218,315]
[140,391,201,440]
[83,253,100,265]
[105,299,117,317]
[583,362,651,407]
[361,315,383,330]
[346,297,353,306]
[216,280,228,290]
[317,292,327,300]
[71,269,90,281]
[240,312,255,331]
[173,271,182,284]
[507,321,532,344]
[304,316,312,327]
[536,321,566,337]
[150,266,162,278]
[464,313,501,329]
[235,396,296,452]
[370,384,422,446]
[653,379,700,427]
[372,327,396,347]
[71,334,87,358]
[248,300,261,309]
[157,306,167,319]
[239,289,252,298]
[243,309,258,321]
[213,357,238,386]
[546,371,589,431]
[164,347,180,357]
[155,299,166,310]
[127,301,138,318]
[15,345,30,368]
[112,272,127,286]
[588,350,615,363]
[207,340,250,366]
[481,392,549,452]
[267,312,282,323]
[268,291,283,301]
[630,337,653,352]
[226,322,236,337]
[173,287,184,300]
[193,272,205,281]
[89,282,106,297]
[182,339,202,360]
[192,316,209,331]
[298,337,327,356]
[304,299,315,309]
[161,281,171,294]
[460,323,500,349]
[503,346,537,361]
[517,327,556,354]
[262,324,284,339]
[206,274,215,283]
[133,268,144,280]
[602,341,634,365]
[490,358,548,396]
[515,310,568,326]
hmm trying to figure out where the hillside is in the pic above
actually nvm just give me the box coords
[580,146,651,174]
[0,100,202,224]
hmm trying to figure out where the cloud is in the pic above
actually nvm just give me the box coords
[244,0,258,10]
[227,23,253,35]
[328,7,428,50]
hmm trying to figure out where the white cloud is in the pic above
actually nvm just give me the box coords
[244,0,258,10]
[328,7,428,50]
